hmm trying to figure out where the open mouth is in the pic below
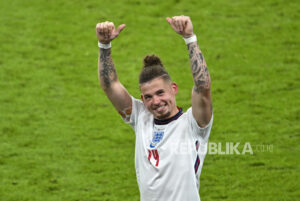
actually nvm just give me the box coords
[154,104,167,113]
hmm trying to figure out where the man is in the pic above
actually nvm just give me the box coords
[96,15,213,201]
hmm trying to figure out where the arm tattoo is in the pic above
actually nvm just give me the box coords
[187,42,211,93]
[99,48,118,89]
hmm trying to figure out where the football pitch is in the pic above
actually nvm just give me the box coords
[0,0,299,200]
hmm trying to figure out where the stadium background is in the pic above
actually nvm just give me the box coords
[0,0,299,200]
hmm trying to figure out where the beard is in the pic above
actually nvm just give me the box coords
[154,111,171,120]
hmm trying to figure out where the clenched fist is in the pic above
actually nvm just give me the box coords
[96,21,126,44]
[166,16,194,38]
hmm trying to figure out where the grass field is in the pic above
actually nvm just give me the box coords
[0,0,299,200]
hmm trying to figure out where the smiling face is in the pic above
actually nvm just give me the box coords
[140,77,179,120]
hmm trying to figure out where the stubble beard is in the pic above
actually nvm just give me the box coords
[154,111,171,120]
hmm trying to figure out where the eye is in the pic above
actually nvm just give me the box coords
[144,95,152,100]
[157,90,164,96]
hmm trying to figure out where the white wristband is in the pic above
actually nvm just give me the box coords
[183,35,197,45]
[98,41,111,49]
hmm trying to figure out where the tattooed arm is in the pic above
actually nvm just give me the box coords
[166,16,212,127]
[96,22,132,117]
[188,42,212,127]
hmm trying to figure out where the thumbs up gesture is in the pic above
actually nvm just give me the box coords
[166,16,194,38]
[96,21,126,44]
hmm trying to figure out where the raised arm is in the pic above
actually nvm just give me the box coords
[166,16,212,127]
[96,22,132,119]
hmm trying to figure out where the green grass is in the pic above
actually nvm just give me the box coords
[0,0,299,200]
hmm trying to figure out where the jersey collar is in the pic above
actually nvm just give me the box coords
[154,107,183,125]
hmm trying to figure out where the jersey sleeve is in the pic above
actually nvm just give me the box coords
[122,96,145,129]
[186,107,213,142]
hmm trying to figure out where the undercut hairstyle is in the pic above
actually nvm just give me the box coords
[139,54,171,84]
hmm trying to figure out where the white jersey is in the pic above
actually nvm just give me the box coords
[124,97,213,201]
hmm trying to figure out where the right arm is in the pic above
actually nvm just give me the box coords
[96,22,132,119]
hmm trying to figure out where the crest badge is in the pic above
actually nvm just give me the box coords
[150,131,164,148]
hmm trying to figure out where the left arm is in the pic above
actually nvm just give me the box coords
[166,16,212,127]
[188,41,212,127]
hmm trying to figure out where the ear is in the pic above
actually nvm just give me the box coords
[171,82,178,95]
[140,94,144,103]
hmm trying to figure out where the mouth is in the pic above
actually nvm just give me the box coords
[154,104,167,113]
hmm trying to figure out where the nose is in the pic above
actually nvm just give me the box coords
[152,95,160,105]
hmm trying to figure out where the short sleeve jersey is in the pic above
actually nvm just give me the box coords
[124,97,213,201]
